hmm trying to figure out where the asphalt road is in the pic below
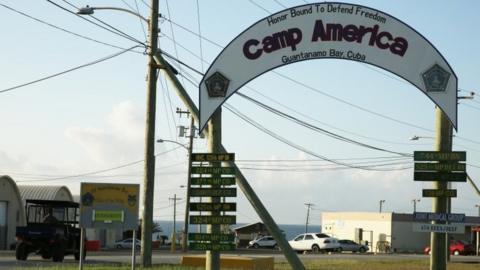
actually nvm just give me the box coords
[1,249,479,269]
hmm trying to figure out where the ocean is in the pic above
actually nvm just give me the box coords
[153,220,321,241]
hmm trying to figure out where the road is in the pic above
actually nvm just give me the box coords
[1,249,479,269]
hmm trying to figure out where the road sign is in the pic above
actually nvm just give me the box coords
[422,189,457,197]
[414,171,466,182]
[414,162,466,172]
[413,212,465,223]
[93,210,124,223]
[190,215,236,224]
[188,233,235,242]
[412,223,465,234]
[189,242,236,251]
[190,203,237,212]
[190,188,237,197]
[414,151,466,162]
[190,177,236,186]
[191,153,235,162]
[191,166,236,175]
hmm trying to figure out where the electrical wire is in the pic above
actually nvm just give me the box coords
[0,3,143,54]
[120,0,147,41]
[460,102,480,111]
[0,45,139,94]
[195,0,204,73]
[248,0,272,14]
[273,0,288,9]
[164,0,187,87]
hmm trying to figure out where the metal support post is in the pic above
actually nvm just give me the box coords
[430,107,452,270]
[78,227,85,270]
[141,0,159,267]
[131,229,136,270]
[182,116,194,252]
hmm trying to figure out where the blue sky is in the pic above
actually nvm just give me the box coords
[0,0,479,225]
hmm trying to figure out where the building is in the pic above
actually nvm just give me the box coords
[0,176,26,250]
[322,212,480,253]
[18,185,73,203]
[233,222,273,248]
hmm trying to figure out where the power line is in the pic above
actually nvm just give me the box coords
[273,0,288,9]
[0,3,143,53]
[248,0,271,14]
[195,0,204,73]
[0,45,139,94]
[120,0,147,41]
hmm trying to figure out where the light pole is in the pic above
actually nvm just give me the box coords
[379,200,386,213]
[412,199,420,213]
[78,2,159,267]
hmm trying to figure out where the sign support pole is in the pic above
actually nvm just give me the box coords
[131,229,136,270]
[78,227,85,270]
[183,116,194,252]
[155,53,306,270]
[206,108,222,270]
[430,107,452,270]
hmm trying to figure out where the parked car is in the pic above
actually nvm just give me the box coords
[115,238,141,249]
[338,239,369,253]
[247,236,277,249]
[424,240,474,255]
[288,233,339,253]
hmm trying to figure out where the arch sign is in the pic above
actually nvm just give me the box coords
[199,2,457,132]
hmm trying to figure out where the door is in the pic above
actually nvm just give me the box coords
[0,201,7,250]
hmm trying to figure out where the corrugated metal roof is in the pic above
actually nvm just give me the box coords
[17,185,73,202]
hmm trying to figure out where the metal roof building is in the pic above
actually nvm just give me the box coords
[17,185,73,203]
[0,176,26,250]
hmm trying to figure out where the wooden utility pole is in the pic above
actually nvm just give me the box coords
[169,194,182,252]
[141,0,159,267]
[304,203,314,233]
[430,107,452,270]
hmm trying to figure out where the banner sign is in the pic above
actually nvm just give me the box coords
[413,212,465,223]
[413,223,465,234]
[190,215,236,225]
[191,166,236,175]
[190,203,237,212]
[191,153,235,162]
[80,183,140,229]
[189,242,236,251]
[190,177,236,186]
[189,233,235,242]
[422,189,457,198]
[414,163,466,172]
[199,2,458,132]
[414,172,466,182]
[414,151,466,162]
[190,188,237,197]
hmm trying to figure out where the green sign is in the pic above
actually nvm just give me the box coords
[414,162,466,172]
[190,203,236,212]
[414,172,466,182]
[414,151,466,162]
[190,177,235,186]
[191,166,236,175]
[188,233,235,242]
[191,153,235,162]
[189,242,236,251]
[190,188,237,197]
[93,210,124,223]
[190,215,236,224]
[422,189,457,197]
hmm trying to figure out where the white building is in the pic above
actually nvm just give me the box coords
[0,176,26,250]
[322,212,480,253]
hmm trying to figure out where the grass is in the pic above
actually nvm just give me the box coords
[12,259,480,270]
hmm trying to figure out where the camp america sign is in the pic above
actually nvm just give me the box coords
[199,2,457,131]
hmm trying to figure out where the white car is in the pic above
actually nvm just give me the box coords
[115,238,141,249]
[288,233,340,253]
[248,236,277,249]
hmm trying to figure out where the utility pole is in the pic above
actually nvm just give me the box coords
[304,203,314,234]
[169,194,182,252]
[412,199,420,213]
[176,108,195,252]
[141,0,159,267]
[379,200,385,213]
[430,107,452,270]
[206,108,221,270]
[476,205,480,256]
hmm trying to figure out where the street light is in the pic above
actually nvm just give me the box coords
[412,199,420,213]
[379,200,386,213]
[409,135,435,141]
[77,3,159,267]
[157,135,193,253]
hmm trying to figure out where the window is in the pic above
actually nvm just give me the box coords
[305,235,314,240]
[316,233,330,238]
[294,235,304,241]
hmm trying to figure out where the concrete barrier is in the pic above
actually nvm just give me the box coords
[181,255,274,270]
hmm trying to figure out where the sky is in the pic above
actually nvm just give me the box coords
[0,0,479,226]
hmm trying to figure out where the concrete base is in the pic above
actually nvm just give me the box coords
[181,255,274,270]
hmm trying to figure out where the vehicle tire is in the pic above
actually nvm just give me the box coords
[253,243,259,249]
[15,242,28,261]
[41,253,52,260]
[273,244,278,250]
[311,244,320,254]
[52,243,66,262]
[74,249,86,261]
[359,247,366,253]
[337,247,343,253]
[116,244,123,249]
[453,250,460,256]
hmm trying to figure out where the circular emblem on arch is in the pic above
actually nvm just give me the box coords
[199,2,458,131]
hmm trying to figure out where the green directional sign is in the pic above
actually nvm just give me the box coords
[191,166,236,175]
[190,202,236,212]
[414,162,466,172]
[93,210,124,223]
[422,189,457,197]
[190,188,237,197]
[190,177,236,186]
[414,172,466,182]
[191,153,235,162]
[188,233,235,242]
[414,151,466,162]
[190,215,236,224]
[189,242,236,251]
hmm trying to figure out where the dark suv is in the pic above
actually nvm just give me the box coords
[15,200,85,262]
